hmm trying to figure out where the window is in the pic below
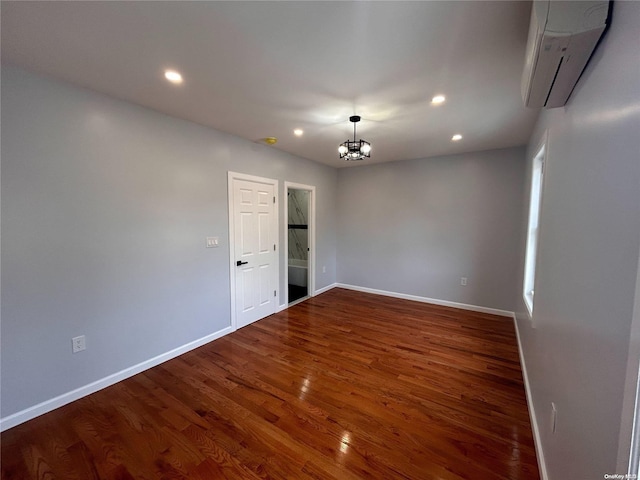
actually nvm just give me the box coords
[523,143,545,317]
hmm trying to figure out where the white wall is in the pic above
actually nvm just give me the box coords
[337,147,526,312]
[514,2,640,478]
[0,66,337,419]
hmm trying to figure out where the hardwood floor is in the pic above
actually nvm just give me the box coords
[1,288,540,480]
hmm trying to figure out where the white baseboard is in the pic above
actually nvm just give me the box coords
[336,283,514,317]
[314,282,338,296]
[0,325,235,432]
[513,314,549,480]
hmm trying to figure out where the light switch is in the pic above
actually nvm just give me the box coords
[206,236,220,248]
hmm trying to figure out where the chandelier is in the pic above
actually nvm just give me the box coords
[338,115,371,161]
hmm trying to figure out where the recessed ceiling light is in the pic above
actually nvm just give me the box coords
[451,134,463,141]
[164,70,183,84]
[431,95,446,105]
[293,129,304,136]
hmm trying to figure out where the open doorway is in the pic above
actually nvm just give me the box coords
[284,182,315,306]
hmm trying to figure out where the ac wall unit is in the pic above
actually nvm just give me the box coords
[521,0,610,108]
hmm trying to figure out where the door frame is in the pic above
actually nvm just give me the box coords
[284,181,316,306]
[228,171,279,331]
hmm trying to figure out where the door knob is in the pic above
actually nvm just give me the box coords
[236,260,248,266]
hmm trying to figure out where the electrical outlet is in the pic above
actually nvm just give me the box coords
[322,266,326,274]
[72,335,86,353]
[460,277,467,286]
[551,402,557,433]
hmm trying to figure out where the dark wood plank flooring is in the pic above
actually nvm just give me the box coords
[1,288,540,479]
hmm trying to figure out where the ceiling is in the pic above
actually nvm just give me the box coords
[1,1,539,168]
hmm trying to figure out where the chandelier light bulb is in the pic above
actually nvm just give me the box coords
[361,143,371,154]
[338,145,348,154]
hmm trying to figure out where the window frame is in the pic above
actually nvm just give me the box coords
[523,137,547,318]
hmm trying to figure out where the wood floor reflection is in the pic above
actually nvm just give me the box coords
[1,288,540,479]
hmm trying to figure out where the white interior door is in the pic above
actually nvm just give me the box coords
[230,175,277,329]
